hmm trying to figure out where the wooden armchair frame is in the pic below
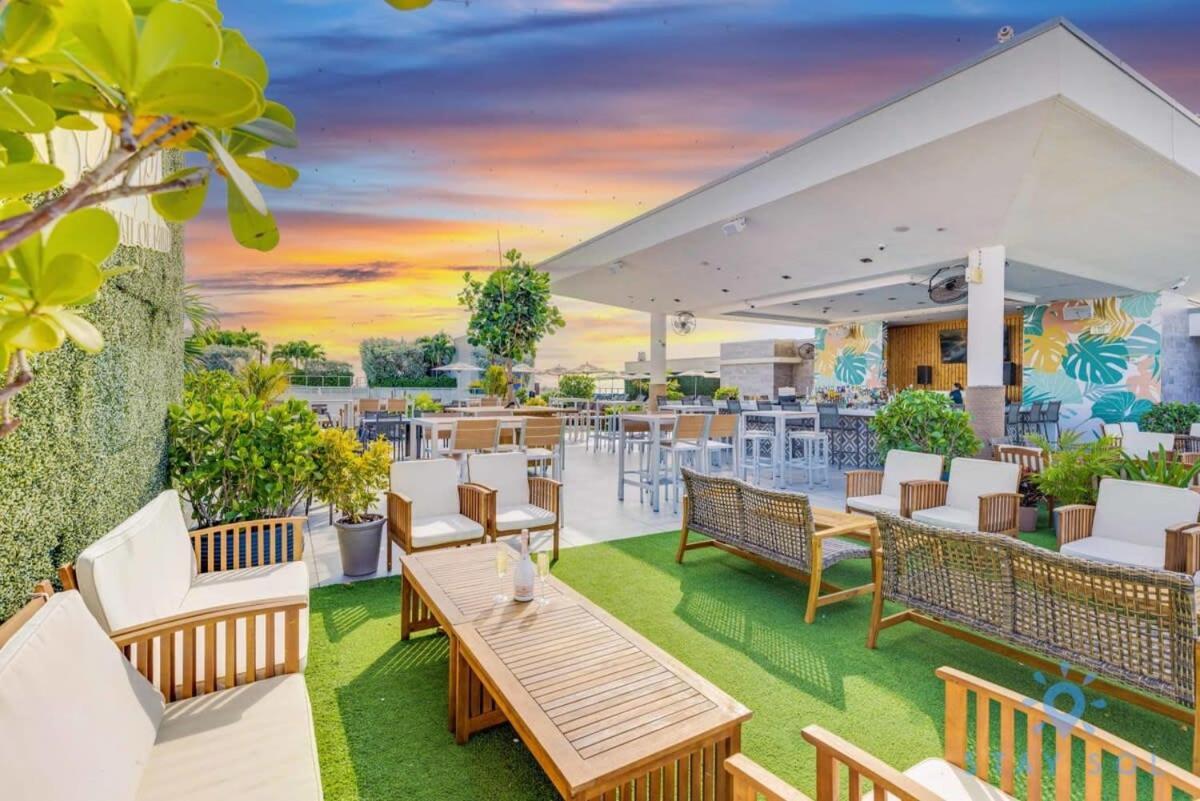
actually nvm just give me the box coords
[385,483,493,571]
[59,516,307,590]
[726,665,1200,800]
[110,595,307,703]
[899,479,1020,535]
[1057,503,1200,572]
[843,469,883,512]
[476,475,561,560]
[0,580,53,650]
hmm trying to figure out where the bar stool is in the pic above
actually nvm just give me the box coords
[787,431,830,488]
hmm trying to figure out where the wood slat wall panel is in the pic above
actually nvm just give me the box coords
[885,316,1023,403]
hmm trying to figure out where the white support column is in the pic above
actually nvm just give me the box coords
[965,245,1006,449]
[649,313,667,409]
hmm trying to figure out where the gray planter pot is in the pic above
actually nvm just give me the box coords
[335,516,385,577]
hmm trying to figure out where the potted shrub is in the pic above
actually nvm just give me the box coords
[1031,436,1122,512]
[312,429,393,577]
[1140,401,1200,435]
[869,389,981,465]
[714,386,739,401]
[1017,476,1044,532]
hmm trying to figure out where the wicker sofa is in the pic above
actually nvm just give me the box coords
[678,469,874,623]
[869,512,1199,772]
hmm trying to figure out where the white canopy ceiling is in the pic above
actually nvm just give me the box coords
[543,19,1200,326]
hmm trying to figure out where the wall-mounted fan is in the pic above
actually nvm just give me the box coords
[928,265,969,304]
[798,343,816,358]
[672,311,697,335]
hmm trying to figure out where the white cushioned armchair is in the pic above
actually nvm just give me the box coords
[0,588,319,801]
[60,490,310,686]
[386,458,492,571]
[845,449,944,517]
[903,457,1021,534]
[468,451,561,559]
[1057,477,1200,571]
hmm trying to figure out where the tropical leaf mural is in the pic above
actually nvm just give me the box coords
[834,348,867,384]
[813,321,883,389]
[1023,294,1161,435]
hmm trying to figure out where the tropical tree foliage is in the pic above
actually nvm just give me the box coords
[414,331,455,371]
[236,359,290,402]
[458,249,563,395]
[557,373,595,400]
[0,0,300,436]
[1139,401,1200,435]
[481,364,508,397]
[869,389,981,461]
[270,338,325,367]
[189,325,267,361]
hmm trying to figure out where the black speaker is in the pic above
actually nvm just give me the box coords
[916,365,933,386]
[1003,362,1017,386]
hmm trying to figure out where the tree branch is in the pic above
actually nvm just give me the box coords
[79,168,211,209]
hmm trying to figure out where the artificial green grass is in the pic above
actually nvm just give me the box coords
[307,519,1189,800]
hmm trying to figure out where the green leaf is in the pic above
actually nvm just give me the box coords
[262,99,296,129]
[1124,323,1160,359]
[833,347,867,384]
[136,65,261,127]
[0,313,63,351]
[231,116,297,151]
[220,29,268,89]
[0,131,35,163]
[55,113,98,131]
[32,253,103,306]
[1091,390,1154,425]
[1021,369,1082,405]
[45,308,103,352]
[151,168,208,221]
[0,162,63,198]
[0,93,57,132]
[46,208,119,264]
[233,155,297,189]
[203,128,266,214]
[50,80,115,113]
[134,0,221,89]
[1062,333,1128,385]
[61,0,137,88]
[226,180,278,252]
[3,1,61,59]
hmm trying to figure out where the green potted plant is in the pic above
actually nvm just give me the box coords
[1119,446,1200,487]
[1017,475,1044,532]
[312,429,393,576]
[714,386,739,401]
[869,390,981,465]
[1031,436,1122,508]
[1140,401,1200,435]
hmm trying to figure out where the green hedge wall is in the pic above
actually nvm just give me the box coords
[369,375,457,388]
[0,228,184,619]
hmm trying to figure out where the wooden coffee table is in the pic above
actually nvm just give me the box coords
[401,544,752,800]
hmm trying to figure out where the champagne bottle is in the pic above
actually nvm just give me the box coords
[512,530,535,603]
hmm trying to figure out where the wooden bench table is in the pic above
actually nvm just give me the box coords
[401,544,752,800]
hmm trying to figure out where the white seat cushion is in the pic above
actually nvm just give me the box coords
[846,494,901,516]
[867,758,1017,801]
[495,503,556,532]
[1092,478,1200,546]
[411,514,485,548]
[136,675,321,801]
[1120,432,1175,459]
[176,563,311,682]
[1060,536,1165,569]
[945,458,1020,513]
[468,451,531,506]
[391,458,461,519]
[912,505,978,531]
[525,447,555,459]
[0,592,164,800]
[881,450,944,498]
[75,489,196,632]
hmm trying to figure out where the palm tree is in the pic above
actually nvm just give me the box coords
[416,331,456,371]
[238,361,292,403]
[271,340,326,368]
[182,285,220,371]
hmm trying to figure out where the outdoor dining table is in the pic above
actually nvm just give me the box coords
[406,415,527,460]
[616,412,677,513]
[738,409,820,489]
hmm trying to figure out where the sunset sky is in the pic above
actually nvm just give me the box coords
[187,0,1200,370]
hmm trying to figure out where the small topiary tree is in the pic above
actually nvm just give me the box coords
[714,386,739,400]
[869,389,981,462]
[1139,401,1200,435]
[482,364,509,398]
[558,373,595,399]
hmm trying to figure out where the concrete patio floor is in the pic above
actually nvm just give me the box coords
[301,441,851,587]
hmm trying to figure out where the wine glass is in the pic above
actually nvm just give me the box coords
[494,546,511,603]
[536,550,551,606]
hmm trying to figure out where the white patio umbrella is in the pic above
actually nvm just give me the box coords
[538,364,571,377]
[510,363,535,374]
[432,362,482,373]
[570,362,609,375]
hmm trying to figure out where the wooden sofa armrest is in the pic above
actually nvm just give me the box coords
[457,483,495,533]
[845,469,883,500]
[1055,504,1095,547]
[0,581,53,650]
[387,491,415,554]
[899,480,947,518]
[1164,523,1200,573]
[189,517,306,572]
[110,595,308,703]
[801,725,942,801]
[978,492,1020,535]
[724,754,813,801]
[529,476,562,517]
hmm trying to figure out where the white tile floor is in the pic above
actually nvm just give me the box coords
[303,442,851,587]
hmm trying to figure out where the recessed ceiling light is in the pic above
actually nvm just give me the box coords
[860,257,873,264]
[893,225,910,233]
[855,292,864,297]
[673,298,681,303]
[917,301,926,305]
[721,288,730,293]
[887,297,896,301]
[791,302,800,306]
[781,274,792,280]
[936,227,947,232]
[852,309,860,313]
[701,260,710,266]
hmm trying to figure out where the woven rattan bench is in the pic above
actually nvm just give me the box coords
[678,469,876,623]
[869,512,1200,773]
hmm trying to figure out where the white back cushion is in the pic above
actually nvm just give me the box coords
[75,490,195,633]
[1102,423,1123,437]
[945,458,1020,511]
[0,592,163,799]
[1122,422,1140,435]
[391,458,460,518]
[1122,431,1175,459]
[881,450,944,498]
[468,452,530,507]
[1093,478,1200,545]
[1191,423,1200,438]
